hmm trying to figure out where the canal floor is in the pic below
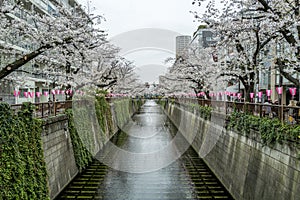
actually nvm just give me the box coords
[56,100,234,200]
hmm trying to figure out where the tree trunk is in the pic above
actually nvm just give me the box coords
[243,81,255,102]
[0,46,48,80]
[0,37,73,80]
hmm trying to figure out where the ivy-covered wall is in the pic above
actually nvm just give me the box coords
[64,97,143,172]
[113,99,131,128]
[0,98,143,200]
[42,114,78,200]
[65,110,92,172]
[227,111,300,147]
[0,102,49,200]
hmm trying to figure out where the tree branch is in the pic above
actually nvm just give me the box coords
[0,37,73,80]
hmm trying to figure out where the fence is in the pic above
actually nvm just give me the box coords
[173,98,300,125]
[9,97,124,118]
[11,100,73,118]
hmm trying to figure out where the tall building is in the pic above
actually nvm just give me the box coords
[191,28,217,49]
[175,35,191,58]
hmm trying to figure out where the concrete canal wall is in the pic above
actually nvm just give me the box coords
[42,115,77,200]
[42,99,141,199]
[164,102,300,200]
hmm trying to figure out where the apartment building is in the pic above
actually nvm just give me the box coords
[0,0,84,104]
[175,35,191,59]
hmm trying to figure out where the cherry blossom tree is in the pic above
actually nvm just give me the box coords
[162,44,217,97]
[0,0,117,88]
[111,68,146,96]
[192,0,300,100]
[157,72,194,96]
[0,0,145,99]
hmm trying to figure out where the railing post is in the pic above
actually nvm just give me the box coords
[225,101,228,115]
[281,104,284,123]
[259,104,262,117]
[41,103,44,118]
[53,101,56,116]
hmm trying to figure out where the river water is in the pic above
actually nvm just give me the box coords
[56,100,233,200]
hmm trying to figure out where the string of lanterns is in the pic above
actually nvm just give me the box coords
[167,87,297,101]
[13,89,85,98]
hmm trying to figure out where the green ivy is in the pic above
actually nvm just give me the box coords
[95,96,114,139]
[157,99,167,108]
[189,103,212,120]
[65,97,143,173]
[114,99,131,128]
[132,98,144,110]
[227,111,300,146]
[65,109,93,172]
[0,102,49,200]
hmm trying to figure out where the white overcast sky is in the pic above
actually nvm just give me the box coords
[77,0,201,83]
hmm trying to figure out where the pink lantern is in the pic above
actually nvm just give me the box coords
[13,90,20,97]
[28,92,35,98]
[232,93,237,97]
[56,90,60,95]
[36,92,41,98]
[266,89,272,100]
[258,92,263,98]
[61,90,65,95]
[289,87,297,96]
[51,90,56,95]
[276,87,283,95]
[24,92,28,98]
[250,93,254,99]
[44,91,49,96]
[237,93,242,99]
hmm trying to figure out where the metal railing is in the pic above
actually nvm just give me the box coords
[9,97,129,118]
[11,100,73,118]
[172,98,300,125]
